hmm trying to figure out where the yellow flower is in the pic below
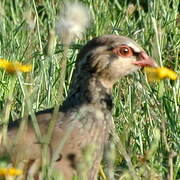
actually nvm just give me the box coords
[0,167,23,176]
[144,67,178,82]
[0,58,32,74]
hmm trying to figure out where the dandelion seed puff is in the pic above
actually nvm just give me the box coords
[56,2,91,44]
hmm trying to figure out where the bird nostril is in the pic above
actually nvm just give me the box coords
[133,51,158,67]
[138,51,149,61]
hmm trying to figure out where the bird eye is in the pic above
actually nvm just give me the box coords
[113,45,133,57]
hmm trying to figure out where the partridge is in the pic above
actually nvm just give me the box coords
[1,35,157,179]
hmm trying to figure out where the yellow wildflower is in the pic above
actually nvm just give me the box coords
[0,58,32,74]
[0,167,23,176]
[144,67,178,82]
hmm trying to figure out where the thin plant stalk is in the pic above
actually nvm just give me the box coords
[58,44,69,102]
[151,17,163,66]
[17,72,42,141]
[41,104,60,179]
[13,77,32,148]
[41,46,71,178]
[41,34,70,179]
[1,75,16,147]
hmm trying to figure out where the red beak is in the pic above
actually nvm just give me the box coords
[133,51,158,68]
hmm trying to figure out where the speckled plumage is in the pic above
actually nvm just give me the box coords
[1,35,157,180]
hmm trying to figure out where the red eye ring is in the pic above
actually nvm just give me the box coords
[113,45,133,57]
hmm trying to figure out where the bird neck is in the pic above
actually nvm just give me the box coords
[60,74,113,112]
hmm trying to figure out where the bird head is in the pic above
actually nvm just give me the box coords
[75,35,158,88]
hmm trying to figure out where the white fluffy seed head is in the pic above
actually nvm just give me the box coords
[56,2,91,44]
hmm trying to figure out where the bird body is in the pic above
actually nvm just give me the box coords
[1,35,157,179]
[7,82,113,179]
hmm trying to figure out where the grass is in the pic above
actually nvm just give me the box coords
[0,0,179,179]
